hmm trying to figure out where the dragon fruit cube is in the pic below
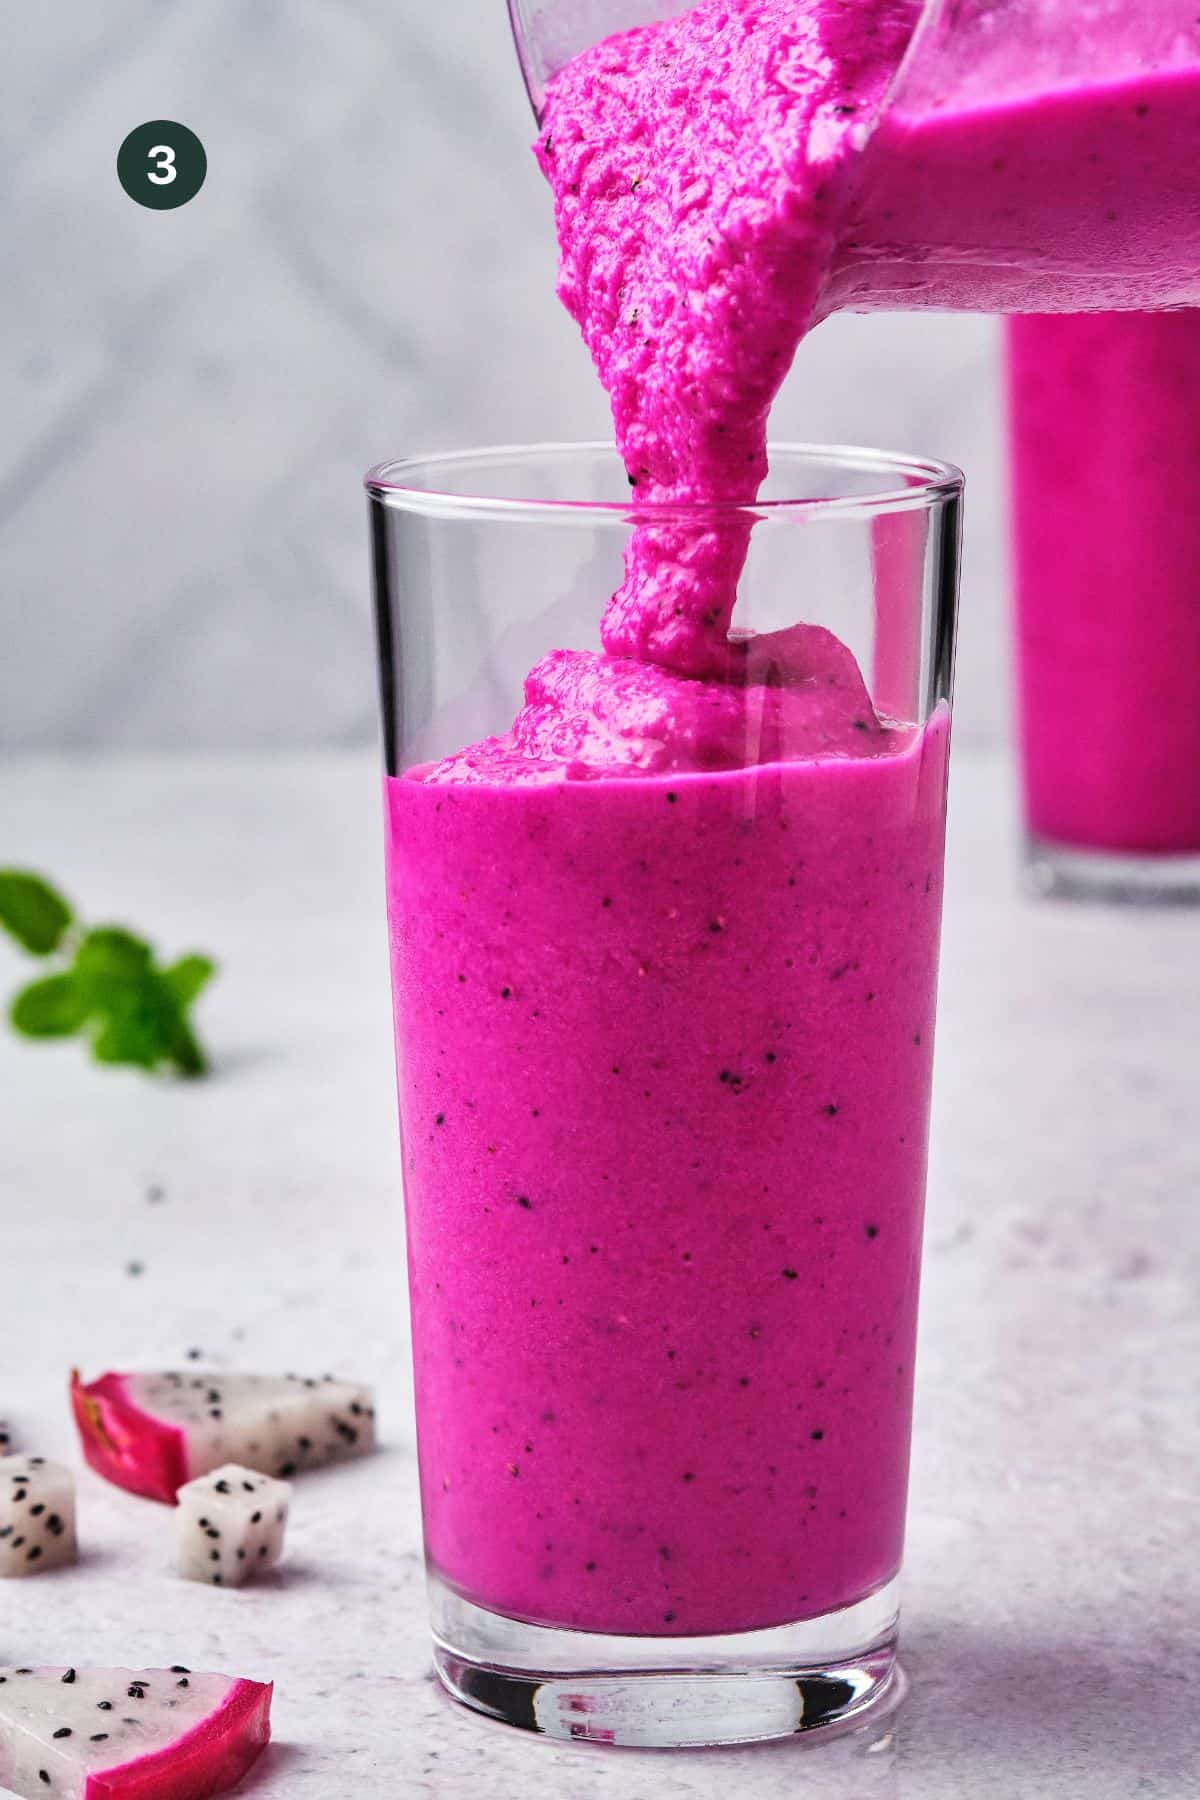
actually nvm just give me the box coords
[0,1457,77,1577]
[175,1465,290,1587]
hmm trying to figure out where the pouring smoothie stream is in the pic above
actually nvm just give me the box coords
[373,0,1197,1747]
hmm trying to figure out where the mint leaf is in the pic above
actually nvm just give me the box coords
[162,953,216,1008]
[165,1009,207,1077]
[0,870,73,956]
[10,972,88,1037]
[73,927,153,1007]
[84,959,209,1078]
[86,968,175,1071]
[5,891,216,1079]
[90,990,169,1071]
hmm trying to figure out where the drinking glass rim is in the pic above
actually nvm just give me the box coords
[364,441,963,522]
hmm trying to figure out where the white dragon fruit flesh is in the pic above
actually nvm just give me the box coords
[175,1465,291,1588]
[72,1369,376,1503]
[0,1665,272,1799]
[0,1457,77,1578]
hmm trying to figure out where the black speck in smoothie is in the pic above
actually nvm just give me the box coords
[663,1611,676,1623]
[764,1051,776,1063]
[585,1560,597,1571]
[500,986,512,999]
[1135,102,1150,116]
[822,1103,839,1117]
[866,1224,880,1240]
[601,896,612,908]
[435,1114,445,1126]
[681,1471,695,1483]
[811,1429,825,1441]
[781,1268,798,1281]
[666,792,678,804]
[516,1195,532,1210]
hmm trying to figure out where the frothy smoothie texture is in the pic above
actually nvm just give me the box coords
[385,0,962,1637]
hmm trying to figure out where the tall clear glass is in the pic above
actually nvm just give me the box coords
[1007,313,1200,905]
[367,443,962,1747]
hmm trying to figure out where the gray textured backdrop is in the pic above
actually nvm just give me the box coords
[2,0,1009,752]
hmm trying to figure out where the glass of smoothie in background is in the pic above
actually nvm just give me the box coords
[1007,313,1200,905]
[368,442,961,1747]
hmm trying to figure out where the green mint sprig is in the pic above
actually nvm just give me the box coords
[0,869,216,1078]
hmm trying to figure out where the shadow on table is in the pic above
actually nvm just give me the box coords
[205,1045,284,1081]
[237,1740,305,1793]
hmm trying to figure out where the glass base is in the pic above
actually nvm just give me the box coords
[429,1571,903,1747]
[1023,834,1200,907]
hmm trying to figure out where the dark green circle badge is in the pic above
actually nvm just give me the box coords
[117,121,207,210]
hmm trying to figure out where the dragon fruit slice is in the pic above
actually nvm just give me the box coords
[0,1666,271,1799]
[72,1370,376,1504]
[0,1422,12,1453]
[1,1457,78,1577]
[175,1466,290,1587]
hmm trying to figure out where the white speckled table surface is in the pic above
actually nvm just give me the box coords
[1,749,1197,1798]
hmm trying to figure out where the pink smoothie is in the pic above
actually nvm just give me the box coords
[535,0,926,671]
[386,684,948,1634]
[834,32,1200,315]
[387,0,962,1638]
[1008,312,1200,857]
[532,1,1200,669]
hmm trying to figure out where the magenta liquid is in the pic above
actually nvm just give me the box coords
[383,0,1200,1641]
[385,705,948,1635]
[835,63,1200,316]
[1009,312,1200,857]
